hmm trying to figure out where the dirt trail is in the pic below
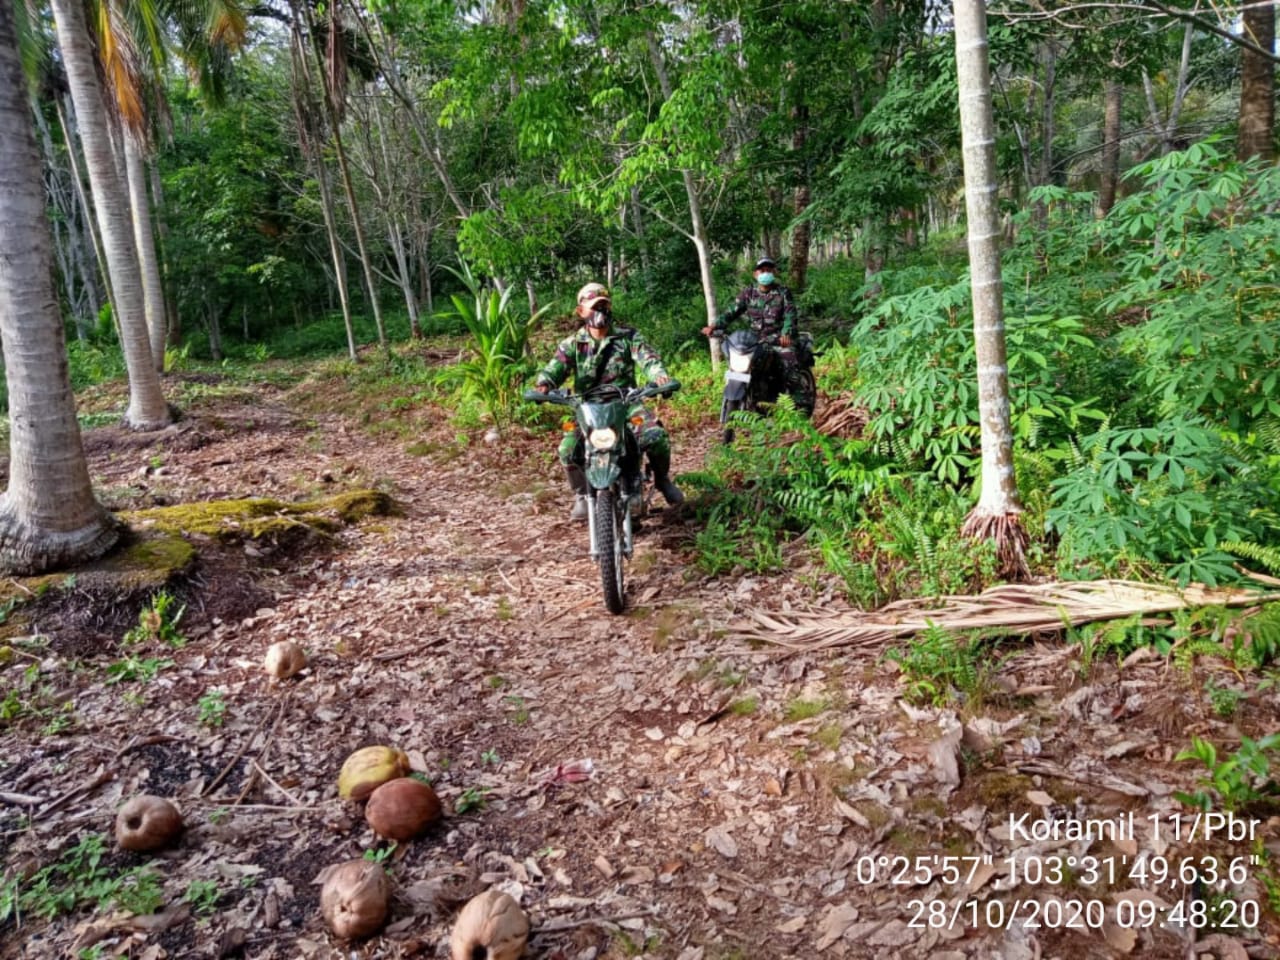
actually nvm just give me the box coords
[1,375,1277,960]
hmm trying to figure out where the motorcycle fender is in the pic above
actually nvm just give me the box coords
[586,452,621,491]
[723,378,749,402]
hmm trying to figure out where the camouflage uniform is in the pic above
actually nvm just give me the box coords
[711,284,814,413]
[534,325,673,466]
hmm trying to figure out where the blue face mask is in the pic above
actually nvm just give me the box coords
[757,272,775,286]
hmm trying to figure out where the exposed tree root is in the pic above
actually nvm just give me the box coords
[961,509,1030,581]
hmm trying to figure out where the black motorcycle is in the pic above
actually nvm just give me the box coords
[525,380,680,614]
[715,329,816,443]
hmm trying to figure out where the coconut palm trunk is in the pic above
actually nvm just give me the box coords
[0,1,117,573]
[124,132,169,372]
[953,0,1028,579]
[48,0,170,428]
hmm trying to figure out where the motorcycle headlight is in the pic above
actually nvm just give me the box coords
[728,351,753,373]
[588,427,618,451]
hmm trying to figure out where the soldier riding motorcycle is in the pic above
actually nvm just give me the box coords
[530,282,684,614]
[702,256,816,442]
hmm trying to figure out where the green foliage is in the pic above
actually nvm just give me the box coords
[1176,734,1280,813]
[363,843,397,865]
[65,341,128,391]
[124,590,187,647]
[1206,681,1244,718]
[851,279,1102,484]
[1045,417,1265,585]
[435,263,548,428]
[182,879,221,916]
[198,690,227,727]
[1103,142,1280,433]
[883,624,994,707]
[455,786,490,814]
[105,656,173,685]
[0,834,164,923]
[1223,541,1280,577]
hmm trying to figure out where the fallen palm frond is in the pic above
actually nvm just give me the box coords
[811,394,868,439]
[731,579,1280,654]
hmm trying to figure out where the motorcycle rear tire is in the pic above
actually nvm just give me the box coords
[595,489,625,614]
[721,396,744,445]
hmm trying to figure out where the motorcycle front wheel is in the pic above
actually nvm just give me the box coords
[798,369,817,417]
[594,489,625,614]
[720,396,744,445]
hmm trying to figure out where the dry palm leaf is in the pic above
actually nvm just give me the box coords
[811,394,869,439]
[731,579,1280,654]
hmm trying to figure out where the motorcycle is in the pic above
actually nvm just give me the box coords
[524,380,680,614]
[714,329,816,444]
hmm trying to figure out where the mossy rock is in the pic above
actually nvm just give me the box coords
[102,533,199,590]
[121,489,394,541]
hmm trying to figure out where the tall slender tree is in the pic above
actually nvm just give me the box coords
[953,0,1028,578]
[47,0,170,428]
[0,0,117,573]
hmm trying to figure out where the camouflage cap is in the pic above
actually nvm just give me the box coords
[576,282,611,310]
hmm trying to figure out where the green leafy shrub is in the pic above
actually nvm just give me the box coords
[435,263,548,428]
[1045,416,1270,585]
[1176,734,1280,813]
[851,280,1103,484]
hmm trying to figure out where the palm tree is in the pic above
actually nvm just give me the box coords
[953,0,1028,579]
[47,0,171,428]
[0,0,118,573]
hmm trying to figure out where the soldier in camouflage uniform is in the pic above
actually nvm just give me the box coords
[534,282,684,521]
[702,255,814,415]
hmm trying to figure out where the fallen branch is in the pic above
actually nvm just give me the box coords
[532,909,659,934]
[34,767,114,820]
[730,579,1280,655]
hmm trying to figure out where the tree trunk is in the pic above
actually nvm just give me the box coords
[0,3,117,573]
[304,0,386,358]
[789,105,812,295]
[631,187,649,274]
[55,95,110,333]
[289,11,357,361]
[1038,41,1057,187]
[1099,78,1122,215]
[389,220,421,338]
[953,0,1028,579]
[205,296,223,361]
[1142,23,1195,157]
[48,0,170,428]
[124,133,168,372]
[149,161,180,350]
[645,32,719,368]
[1237,4,1275,162]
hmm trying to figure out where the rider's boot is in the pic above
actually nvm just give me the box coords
[565,465,589,521]
[649,453,684,506]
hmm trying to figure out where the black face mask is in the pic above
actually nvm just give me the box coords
[586,309,611,330]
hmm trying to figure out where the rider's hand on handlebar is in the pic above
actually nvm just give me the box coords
[779,334,792,348]
[534,383,550,394]
[700,325,716,337]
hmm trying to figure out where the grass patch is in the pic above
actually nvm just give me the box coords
[784,697,829,722]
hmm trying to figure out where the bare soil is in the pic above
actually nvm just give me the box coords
[1,368,1279,960]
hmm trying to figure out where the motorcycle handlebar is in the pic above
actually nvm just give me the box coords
[523,380,680,406]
